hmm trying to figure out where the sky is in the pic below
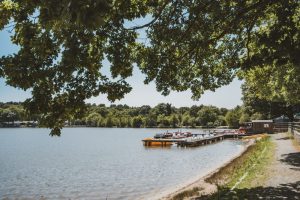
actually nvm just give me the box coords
[0,22,243,109]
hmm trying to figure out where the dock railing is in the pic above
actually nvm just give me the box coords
[273,122,289,133]
[289,122,300,144]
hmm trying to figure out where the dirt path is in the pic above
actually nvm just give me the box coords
[264,132,300,187]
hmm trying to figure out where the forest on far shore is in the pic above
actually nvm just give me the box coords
[1,101,299,129]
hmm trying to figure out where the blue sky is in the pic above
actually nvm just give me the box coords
[0,24,243,108]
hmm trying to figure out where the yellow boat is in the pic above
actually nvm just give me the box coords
[142,138,173,146]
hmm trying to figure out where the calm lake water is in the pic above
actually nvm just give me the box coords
[0,128,245,200]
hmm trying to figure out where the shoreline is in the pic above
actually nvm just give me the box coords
[0,126,221,129]
[155,139,255,200]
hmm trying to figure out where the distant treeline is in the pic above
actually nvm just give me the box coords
[0,101,280,129]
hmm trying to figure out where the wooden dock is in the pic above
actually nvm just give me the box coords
[142,134,239,147]
[177,135,225,147]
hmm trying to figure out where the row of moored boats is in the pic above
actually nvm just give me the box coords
[143,131,217,146]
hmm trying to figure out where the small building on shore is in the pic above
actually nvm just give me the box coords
[294,113,300,122]
[273,115,290,123]
[0,121,38,128]
[252,120,274,134]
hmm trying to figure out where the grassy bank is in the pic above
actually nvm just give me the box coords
[172,187,204,200]
[170,135,275,200]
[201,135,275,199]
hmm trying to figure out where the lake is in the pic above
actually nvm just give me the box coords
[0,128,245,200]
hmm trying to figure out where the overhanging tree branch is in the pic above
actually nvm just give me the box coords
[125,1,170,30]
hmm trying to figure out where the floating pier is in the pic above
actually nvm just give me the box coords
[177,135,225,147]
[142,134,240,147]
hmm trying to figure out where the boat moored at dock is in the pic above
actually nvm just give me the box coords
[142,130,241,147]
[142,138,173,146]
[153,131,193,139]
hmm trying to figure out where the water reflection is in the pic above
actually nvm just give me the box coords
[0,128,245,200]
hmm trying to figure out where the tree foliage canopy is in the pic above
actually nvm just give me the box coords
[0,0,299,135]
[0,102,229,128]
[242,81,300,120]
